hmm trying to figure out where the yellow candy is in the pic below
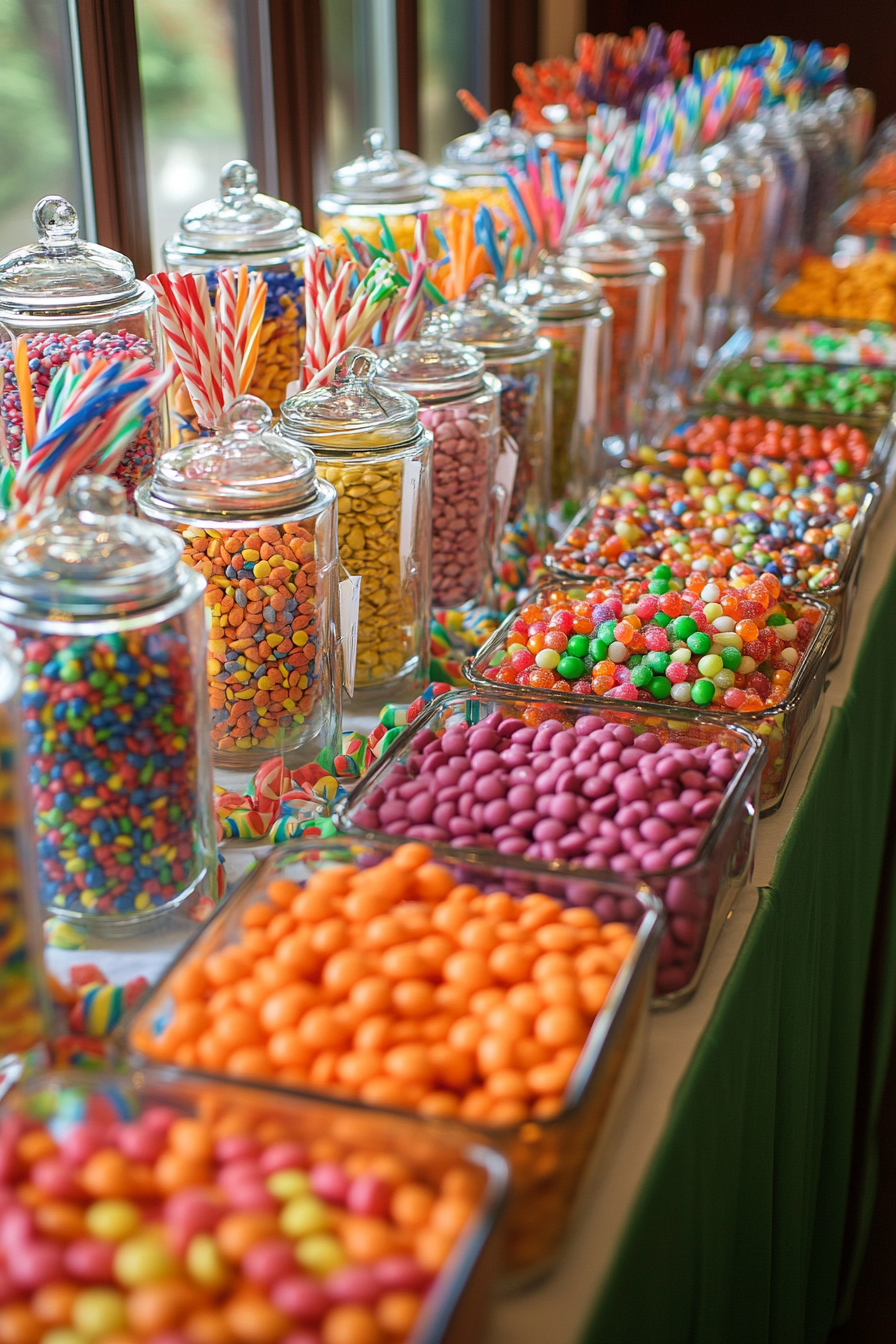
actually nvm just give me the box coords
[266,1168,310,1200]
[85,1199,142,1241]
[114,1232,180,1286]
[279,1194,330,1238]
[72,1288,128,1338]
[186,1233,232,1290]
[295,1232,347,1276]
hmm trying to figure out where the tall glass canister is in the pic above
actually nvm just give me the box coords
[0,197,164,501]
[563,222,666,447]
[700,139,766,331]
[502,260,611,529]
[162,160,321,430]
[317,129,442,253]
[0,477,216,929]
[429,110,531,216]
[375,337,501,608]
[137,397,341,772]
[658,156,737,368]
[277,351,432,707]
[625,192,704,397]
[425,284,553,549]
[753,108,810,292]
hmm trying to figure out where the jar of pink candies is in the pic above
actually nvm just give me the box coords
[0,197,165,501]
[375,337,501,609]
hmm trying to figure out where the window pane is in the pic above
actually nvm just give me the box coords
[0,0,86,255]
[419,0,489,166]
[321,0,399,182]
[136,0,247,267]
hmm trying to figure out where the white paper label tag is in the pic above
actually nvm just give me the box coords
[494,429,520,537]
[399,457,422,583]
[339,569,362,698]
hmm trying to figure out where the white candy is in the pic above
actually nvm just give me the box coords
[700,583,721,602]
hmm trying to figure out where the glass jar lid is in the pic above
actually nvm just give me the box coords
[319,129,441,211]
[375,336,484,402]
[144,397,319,517]
[423,282,539,357]
[626,188,694,241]
[0,197,142,313]
[563,221,657,277]
[430,111,530,189]
[0,477,185,617]
[164,161,308,257]
[659,155,733,216]
[501,258,603,320]
[279,349,421,454]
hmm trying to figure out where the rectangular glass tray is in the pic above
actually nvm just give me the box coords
[335,691,762,1008]
[463,578,836,816]
[126,835,663,1284]
[0,1066,509,1344]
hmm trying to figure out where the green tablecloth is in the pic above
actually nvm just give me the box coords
[583,548,896,1344]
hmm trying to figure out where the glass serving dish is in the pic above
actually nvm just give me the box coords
[0,1067,508,1344]
[336,691,760,1006]
[690,347,896,431]
[735,321,896,370]
[463,578,836,815]
[126,836,663,1281]
[545,475,879,668]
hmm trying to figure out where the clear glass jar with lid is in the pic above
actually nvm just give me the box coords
[276,350,432,705]
[0,476,216,929]
[318,129,442,253]
[162,160,321,425]
[751,109,809,291]
[700,139,766,330]
[659,155,737,367]
[0,648,52,1060]
[375,337,501,608]
[424,283,553,547]
[502,260,610,523]
[0,196,164,502]
[137,396,340,771]
[562,222,666,445]
[624,191,704,393]
[430,110,531,216]
[795,107,842,255]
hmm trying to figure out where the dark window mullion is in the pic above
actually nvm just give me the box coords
[395,0,420,154]
[266,0,327,228]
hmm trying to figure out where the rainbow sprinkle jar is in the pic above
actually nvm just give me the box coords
[0,476,216,929]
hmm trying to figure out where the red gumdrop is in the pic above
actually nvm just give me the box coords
[345,1175,391,1218]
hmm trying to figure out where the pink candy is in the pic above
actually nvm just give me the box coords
[419,403,492,606]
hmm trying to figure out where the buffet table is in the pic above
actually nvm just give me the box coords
[487,487,896,1344]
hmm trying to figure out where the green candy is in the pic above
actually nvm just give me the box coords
[721,646,742,671]
[766,612,787,626]
[653,611,672,626]
[691,678,715,706]
[597,620,617,643]
[645,651,671,674]
[652,565,672,579]
[648,579,669,595]
[589,637,609,662]
[672,615,697,639]
[566,634,589,658]
[687,631,712,656]
[556,655,585,681]
[630,665,654,688]
[649,676,672,699]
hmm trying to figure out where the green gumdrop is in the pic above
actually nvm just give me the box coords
[589,638,609,662]
[648,579,669,595]
[672,615,697,639]
[653,611,672,626]
[687,631,712,656]
[721,646,742,671]
[630,665,653,688]
[566,634,589,658]
[645,651,671,674]
[649,676,672,699]
[556,655,585,681]
[691,678,715,706]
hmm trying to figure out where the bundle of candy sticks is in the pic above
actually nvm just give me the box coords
[146,265,267,428]
[1,344,174,516]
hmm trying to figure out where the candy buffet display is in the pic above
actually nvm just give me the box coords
[375,338,501,609]
[277,352,432,703]
[0,1069,507,1344]
[318,130,442,253]
[137,398,341,770]
[129,837,663,1271]
[0,198,164,499]
[162,161,319,419]
[0,477,216,926]
[465,576,835,811]
[340,694,761,1002]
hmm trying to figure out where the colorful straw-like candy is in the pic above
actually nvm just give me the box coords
[301,243,404,387]
[5,354,174,517]
[147,265,267,427]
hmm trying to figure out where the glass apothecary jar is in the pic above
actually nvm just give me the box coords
[0,477,216,929]
[318,128,442,253]
[375,337,500,609]
[277,351,432,705]
[563,222,666,447]
[701,138,767,330]
[502,260,611,525]
[752,108,809,291]
[425,284,553,548]
[625,191,704,394]
[0,196,164,501]
[430,109,530,215]
[163,160,321,427]
[796,107,843,255]
[0,650,51,1062]
[137,397,340,772]
[658,156,737,368]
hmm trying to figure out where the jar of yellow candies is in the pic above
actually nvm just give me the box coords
[317,129,442,254]
[430,110,530,216]
[277,350,433,708]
